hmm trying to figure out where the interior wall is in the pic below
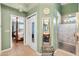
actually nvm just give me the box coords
[61,3,78,15]
[78,4,79,11]
[1,4,26,50]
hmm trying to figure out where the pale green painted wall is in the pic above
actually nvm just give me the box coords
[77,3,79,12]
[62,3,78,15]
[1,4,26,50]
[27,3,61,52]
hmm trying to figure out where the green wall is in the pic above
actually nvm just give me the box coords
[78,4,79,11]
[1,4,26,50]
[62,3,78,15]
[27,3,61,52]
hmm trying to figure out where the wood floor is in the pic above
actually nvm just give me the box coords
[0,41,38,56]
[0,40,76,56]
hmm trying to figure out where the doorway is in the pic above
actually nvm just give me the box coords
[11,15,25,48]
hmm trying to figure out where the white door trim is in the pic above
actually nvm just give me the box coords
[0,4,1,52]
[26,12,37,51]
[24,17,26,45]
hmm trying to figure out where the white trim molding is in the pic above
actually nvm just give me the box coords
[0,4,1,53]
[24,17,26,45]
[1,48,12,53]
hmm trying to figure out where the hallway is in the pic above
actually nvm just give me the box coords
[0,3,79,56]
[0,41,38,56]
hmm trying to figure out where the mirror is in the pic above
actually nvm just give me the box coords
[43,18,50,34]
[32,22,34,42]
[42,17,50,42]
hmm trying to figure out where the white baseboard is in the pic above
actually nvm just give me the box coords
[27,45,42,56]
[1,48,12,53]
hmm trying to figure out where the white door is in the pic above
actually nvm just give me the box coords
[28,18,32,47]
[30,16,35,50]
[26,13,37,51]
[26,19,29,45]
[31,15,37,51]
[26,18,32,47]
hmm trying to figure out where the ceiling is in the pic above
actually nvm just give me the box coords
[3,3,69,12]
[61,3,69,5]
[3,3,38,12]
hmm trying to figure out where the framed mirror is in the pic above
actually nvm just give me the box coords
[42,17,50,42]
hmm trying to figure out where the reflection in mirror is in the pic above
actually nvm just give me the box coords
[43,19,50,33]
[42,17,50,42]
[32,22,34,42]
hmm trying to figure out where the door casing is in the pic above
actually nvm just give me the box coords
[0,4,1,52]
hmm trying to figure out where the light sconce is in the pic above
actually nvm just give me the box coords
[43,8,50,14]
